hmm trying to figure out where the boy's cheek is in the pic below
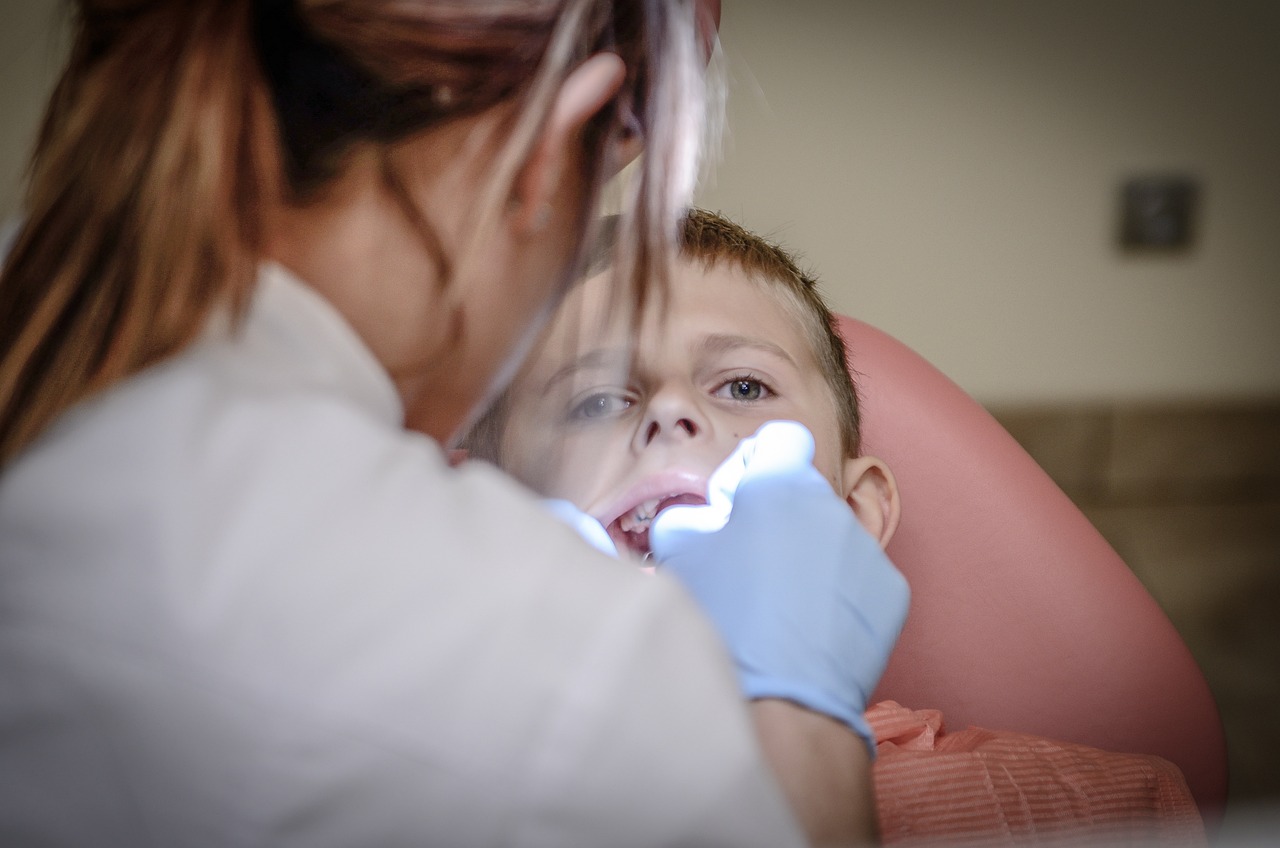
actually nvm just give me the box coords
[543,433,630,506]
[503,426,566,494]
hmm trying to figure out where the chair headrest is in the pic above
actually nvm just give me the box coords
[838,315,1227,817]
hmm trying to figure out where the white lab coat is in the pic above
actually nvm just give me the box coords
[0,264,803,847]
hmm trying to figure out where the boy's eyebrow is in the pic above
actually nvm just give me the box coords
[697,333,798,368]
[540,334,797,392]
[543,348,631,391]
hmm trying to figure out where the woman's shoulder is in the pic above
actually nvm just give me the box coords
[1,323,657,609]
[0,320,697,691]
[0,351,777,846]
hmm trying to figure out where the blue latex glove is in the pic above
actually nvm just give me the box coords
[542,498,619,557]
[650,421,909,751]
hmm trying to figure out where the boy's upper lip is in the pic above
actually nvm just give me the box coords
[594,469,710,531]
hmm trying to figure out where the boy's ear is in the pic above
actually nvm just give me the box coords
[840,455,901,549]
[511,52,627,235]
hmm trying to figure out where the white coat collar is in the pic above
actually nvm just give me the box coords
[240,261,405,426]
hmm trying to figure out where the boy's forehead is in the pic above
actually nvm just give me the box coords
[541,272,628,345]
[675,258,824,356]
[528,257,819,374]
[514,274,625,389]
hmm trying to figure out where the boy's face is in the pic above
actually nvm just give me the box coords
[499,257,889,559]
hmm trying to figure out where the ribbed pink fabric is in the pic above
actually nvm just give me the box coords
[868,701,1206,846]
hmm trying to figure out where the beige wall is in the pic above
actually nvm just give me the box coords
[0,0,65,224]
[3,0,1277,404]
[695,0,1280,403]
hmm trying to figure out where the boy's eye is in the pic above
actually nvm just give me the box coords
[571,392,632,420]
[715,377,770,402]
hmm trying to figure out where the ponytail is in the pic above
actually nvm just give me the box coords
[0,0,280,466]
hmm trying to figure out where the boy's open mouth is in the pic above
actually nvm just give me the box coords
[605,493,707,558]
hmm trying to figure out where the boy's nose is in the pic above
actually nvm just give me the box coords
[642,416,698,445]
[635,390,705,449]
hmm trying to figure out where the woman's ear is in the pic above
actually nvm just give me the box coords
[840,455,901,549]
[511,52,627,235]
[609,0,719,175]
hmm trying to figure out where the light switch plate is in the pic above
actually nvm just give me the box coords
[1119,176,1199,250]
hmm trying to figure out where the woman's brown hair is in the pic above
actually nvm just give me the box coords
[0,0,710,467]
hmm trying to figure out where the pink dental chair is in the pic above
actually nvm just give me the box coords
[838,316,1228,821]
